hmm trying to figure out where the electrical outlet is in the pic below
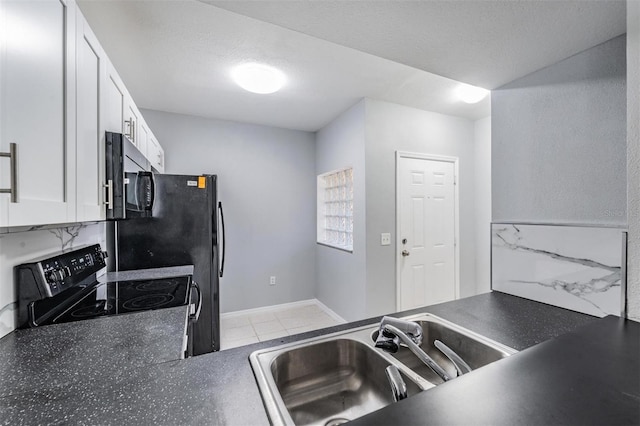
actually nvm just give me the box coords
[381,233,391,246]
[269,276,276,286]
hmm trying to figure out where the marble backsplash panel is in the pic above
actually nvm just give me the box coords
[0,223,106,338]
[491,223,624,317]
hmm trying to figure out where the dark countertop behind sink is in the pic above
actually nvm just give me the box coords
[351,315,640,426]
[0,292,623,425]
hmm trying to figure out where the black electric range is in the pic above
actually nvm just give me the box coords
[15,245,198,331]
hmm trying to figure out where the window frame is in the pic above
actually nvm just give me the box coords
[316,166,354,253]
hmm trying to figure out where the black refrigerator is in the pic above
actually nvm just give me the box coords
[107,174,225,355]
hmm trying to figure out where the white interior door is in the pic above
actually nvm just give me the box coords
[397,154,457,310]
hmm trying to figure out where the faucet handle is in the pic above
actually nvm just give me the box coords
[379,316,423,346]
[375,329,401,353]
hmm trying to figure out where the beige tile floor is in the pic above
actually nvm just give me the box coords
[220,302,343,350]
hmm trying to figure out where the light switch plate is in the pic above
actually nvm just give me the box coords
[381,233,391,246]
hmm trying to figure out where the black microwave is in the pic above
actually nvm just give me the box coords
[105,132,155,220]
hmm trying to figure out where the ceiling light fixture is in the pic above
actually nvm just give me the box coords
[456,83,490,104]
[231,63,286,94]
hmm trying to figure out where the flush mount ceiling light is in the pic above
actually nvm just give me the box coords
[231,63,286,94]
[455,83,490,104]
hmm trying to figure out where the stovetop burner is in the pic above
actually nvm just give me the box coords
[122,294,175,310]
[70,300,115,318]
[135,279,182,292]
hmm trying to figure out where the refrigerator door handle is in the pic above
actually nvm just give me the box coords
[218,201,226,278]
[190,281,202,321]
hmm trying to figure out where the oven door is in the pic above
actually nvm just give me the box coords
[106,131,154,220]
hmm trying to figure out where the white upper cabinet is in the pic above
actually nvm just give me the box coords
[0,0,164,227]
[105,62,126,135]
[0,0,77,227]
[147,135,165,173]
[76,11,106,222]
[124,98,144,153]
[138,119,150,161]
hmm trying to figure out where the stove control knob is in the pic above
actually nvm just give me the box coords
[47,267,69,283]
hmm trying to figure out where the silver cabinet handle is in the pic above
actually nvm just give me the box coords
[124,119,131,138]
[402,250,410,257]
[0,143,18,203]
[104,179,113,210]
[124,117,136,143]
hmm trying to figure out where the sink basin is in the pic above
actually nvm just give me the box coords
[372,315,516,384]
[250,314,516,425]
[267,338,421,425]
[252,337,422,426]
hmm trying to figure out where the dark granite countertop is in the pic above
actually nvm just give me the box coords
[0,292,617,425]
[351,315,640,426]
[0,306,189,400]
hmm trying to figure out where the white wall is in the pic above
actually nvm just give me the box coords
[492,35,627,225]
[491,35,631,318]
[315,101,367,321]
[141,109,317,313]
[0,223,105,338]
[364,99,478,317]
[474,116,492,294]
[627,3,640,322]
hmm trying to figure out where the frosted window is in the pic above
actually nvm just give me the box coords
[317,167,353,252]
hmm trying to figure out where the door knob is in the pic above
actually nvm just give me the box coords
[402,250,410,257]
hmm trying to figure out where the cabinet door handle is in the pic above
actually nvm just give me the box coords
[124,118,133,141]
[104,179,113,210]
[0,143,18,203]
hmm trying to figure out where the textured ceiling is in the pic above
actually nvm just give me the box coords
[77,0,624,132]
[208,0,626,90]
[77,0,490,131]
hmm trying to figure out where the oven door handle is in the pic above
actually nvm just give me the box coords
[190,281,202,321]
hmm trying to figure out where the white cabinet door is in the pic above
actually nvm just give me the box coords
[76,12,105,222]
[156,140,165,173]
[104,61,126,135]
[137,118,149,160]
[147,135,165,173]
[0,0,76,227]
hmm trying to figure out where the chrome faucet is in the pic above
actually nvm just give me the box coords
[384,365,408,402]
[375,317,451,381]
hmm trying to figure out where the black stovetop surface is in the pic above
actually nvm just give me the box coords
[48,276,191,325]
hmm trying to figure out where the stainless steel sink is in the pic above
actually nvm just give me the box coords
[267,338,421,425]
[250,313,517,426]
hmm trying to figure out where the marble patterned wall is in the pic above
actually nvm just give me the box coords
[492,223,623,317]
[0,223,106,338]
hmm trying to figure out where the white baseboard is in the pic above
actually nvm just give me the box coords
[221,298,347,324]
[313,299,347,324]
